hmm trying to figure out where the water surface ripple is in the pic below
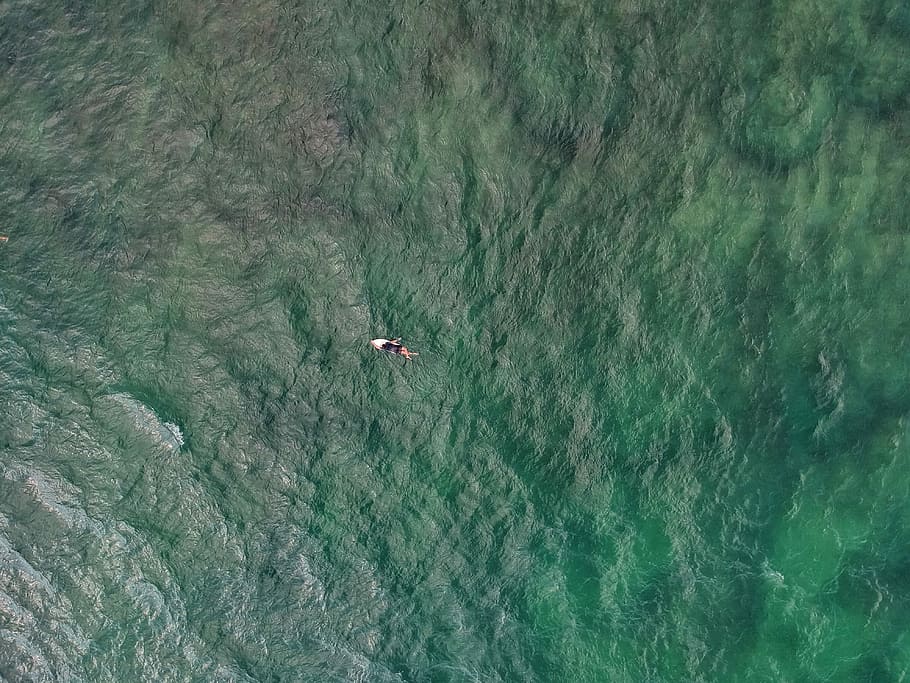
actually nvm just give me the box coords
[1,0,908,680]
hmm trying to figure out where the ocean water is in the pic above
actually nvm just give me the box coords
[1,0,909,680]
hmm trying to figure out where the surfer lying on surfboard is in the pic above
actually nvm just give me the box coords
[370,337,417,360]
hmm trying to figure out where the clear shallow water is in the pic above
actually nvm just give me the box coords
[1,0,909,680]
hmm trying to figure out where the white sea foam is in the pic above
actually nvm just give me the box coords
[106,393,184,451]
[162,421,185,448]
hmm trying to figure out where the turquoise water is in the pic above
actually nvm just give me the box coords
[1,0,909,680]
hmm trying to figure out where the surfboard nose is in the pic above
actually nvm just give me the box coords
[370,338,386,349]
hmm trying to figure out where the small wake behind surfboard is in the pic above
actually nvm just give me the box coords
[370,337,418,360]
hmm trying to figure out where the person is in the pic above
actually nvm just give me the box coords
[382,337,416,360]
[371,337,417,360]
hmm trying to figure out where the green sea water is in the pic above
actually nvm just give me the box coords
[1,0,909,680]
